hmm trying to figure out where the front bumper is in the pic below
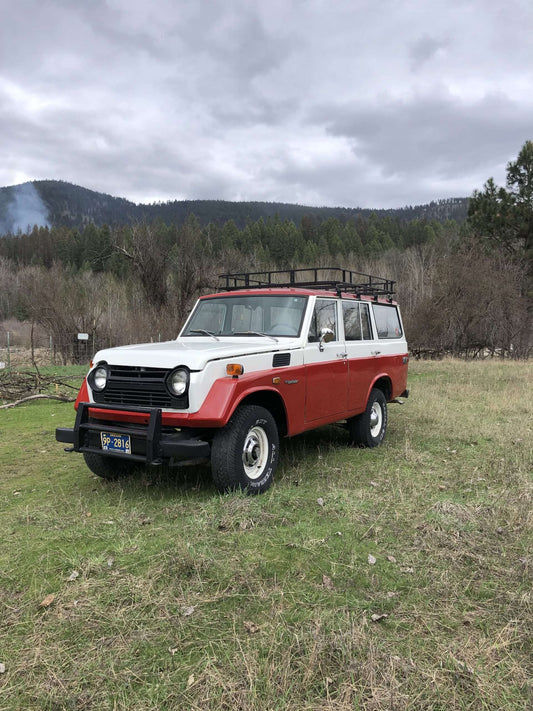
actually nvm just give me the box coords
[56,402,211,464]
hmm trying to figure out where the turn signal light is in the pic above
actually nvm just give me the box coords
[226,363,244,377]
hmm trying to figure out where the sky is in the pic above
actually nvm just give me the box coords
[1,0,532,209]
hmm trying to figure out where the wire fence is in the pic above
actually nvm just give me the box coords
[0,332,103,369]
[0,330,170,370]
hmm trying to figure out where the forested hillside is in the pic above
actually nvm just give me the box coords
[0,179,469,235]
[0,143,531,362]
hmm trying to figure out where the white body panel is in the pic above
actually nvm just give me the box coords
[91,336,303,413]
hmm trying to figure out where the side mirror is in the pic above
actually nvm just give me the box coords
[319,327,334,351]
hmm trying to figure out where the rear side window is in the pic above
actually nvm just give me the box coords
[343,301,373,341]
[373,304,403,339]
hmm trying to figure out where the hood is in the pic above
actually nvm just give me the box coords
[92,337,300,371]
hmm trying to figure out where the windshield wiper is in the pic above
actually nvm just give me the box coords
[190,329,220,341]
[233,331,278,342]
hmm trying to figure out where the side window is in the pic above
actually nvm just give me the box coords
[343,301,373,340]
[360,303,372,340]
[308,299,337,342]
[343,302,362,340]
[373,304,403,338]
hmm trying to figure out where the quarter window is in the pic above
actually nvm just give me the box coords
[373,304,403,339]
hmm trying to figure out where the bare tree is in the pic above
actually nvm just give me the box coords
[113,223,170,308]
[17,265,108,363]
[408,247,530,358]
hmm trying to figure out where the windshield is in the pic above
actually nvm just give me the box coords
[182,295,308,337]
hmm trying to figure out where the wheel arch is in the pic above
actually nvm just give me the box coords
[370,375,392,402]
[234,389,288,438]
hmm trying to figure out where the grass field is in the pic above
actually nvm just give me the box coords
[0,360,531,710]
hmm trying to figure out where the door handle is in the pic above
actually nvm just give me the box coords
[337,352,348,359]
[371,350,381,356]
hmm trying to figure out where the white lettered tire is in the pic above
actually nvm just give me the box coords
[211,405,279,494]
[348,388,388,448]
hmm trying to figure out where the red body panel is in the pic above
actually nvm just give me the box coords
[77,353,408,438]
[304,359,348,423]
[75,380,89,408]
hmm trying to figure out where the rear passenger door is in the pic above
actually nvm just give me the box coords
[342,300,378,413]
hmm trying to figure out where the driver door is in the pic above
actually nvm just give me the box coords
[304,298,348,423]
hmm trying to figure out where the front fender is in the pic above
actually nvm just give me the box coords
[186,370,301,428]
[74,379,89,409]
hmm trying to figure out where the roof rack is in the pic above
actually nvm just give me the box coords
[218,267,396,299]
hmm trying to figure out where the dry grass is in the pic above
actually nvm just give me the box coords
[0,358,531,710]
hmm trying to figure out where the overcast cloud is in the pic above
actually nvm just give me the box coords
[1,0,532,208]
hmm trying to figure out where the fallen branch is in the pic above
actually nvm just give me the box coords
[0,394,76,410]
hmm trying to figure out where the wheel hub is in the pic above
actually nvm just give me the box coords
[242,426,268,479]
[369,403,383,437]
[243,435,260,467]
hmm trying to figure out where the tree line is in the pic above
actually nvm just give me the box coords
[0,211,457,271]
[0,142,531,361]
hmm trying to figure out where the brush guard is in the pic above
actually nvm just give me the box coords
[56,402,210,464]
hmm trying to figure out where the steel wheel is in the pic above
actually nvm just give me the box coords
[211,404,279,494]
[369,400,384,439]
[348,388,388,448]
[242,425,270,480]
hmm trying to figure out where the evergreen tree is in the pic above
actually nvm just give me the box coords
[341,220,363,256]
[221,220,240,251]
[468,140,533,259]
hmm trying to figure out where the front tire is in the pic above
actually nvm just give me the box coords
[83,452,143,480]
[348,388,388,448]
[211,405,279,494]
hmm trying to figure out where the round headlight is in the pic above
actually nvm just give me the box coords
[92,366,108,392]
[168,368,189,396]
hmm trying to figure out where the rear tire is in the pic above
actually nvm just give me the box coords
[83,452,143,480]
[211,405,279,494]
[348,388,387,448]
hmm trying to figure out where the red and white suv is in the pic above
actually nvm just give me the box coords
[56,268,409,493]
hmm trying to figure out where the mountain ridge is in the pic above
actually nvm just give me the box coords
[0,179,469,236]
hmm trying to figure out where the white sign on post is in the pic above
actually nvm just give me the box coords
[78,333,89,341]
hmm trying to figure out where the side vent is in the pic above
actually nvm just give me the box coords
[273,353,291,367]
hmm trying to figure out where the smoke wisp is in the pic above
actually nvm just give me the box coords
[0,183,50,235]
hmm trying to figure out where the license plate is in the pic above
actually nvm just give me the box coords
[101,432,131,454]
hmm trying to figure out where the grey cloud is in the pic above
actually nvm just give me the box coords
[1,0,532,209]
[253,147,444,210]
[206,8,292,80]
[409,34,448,70]
[319,92,532,181]
[211,96,300,128]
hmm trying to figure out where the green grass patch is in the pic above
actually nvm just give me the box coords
[0,359,531,709]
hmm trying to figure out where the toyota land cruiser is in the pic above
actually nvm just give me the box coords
[56,268,409,493]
